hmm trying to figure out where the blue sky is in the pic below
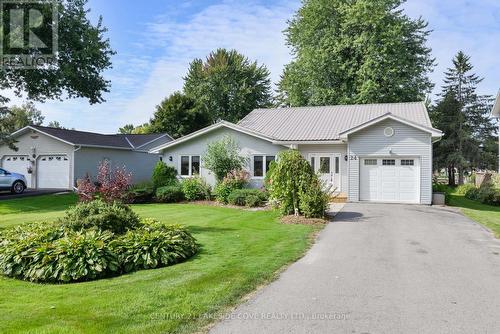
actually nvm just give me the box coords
[8,0,500,133]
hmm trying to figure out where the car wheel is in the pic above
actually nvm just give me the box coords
[11,181,25,194]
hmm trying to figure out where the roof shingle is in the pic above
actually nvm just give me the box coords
[31,125,170,149]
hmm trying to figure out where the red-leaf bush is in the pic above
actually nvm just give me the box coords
[76,160,132,203]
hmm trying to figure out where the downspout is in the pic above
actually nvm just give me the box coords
[72,146,82,191]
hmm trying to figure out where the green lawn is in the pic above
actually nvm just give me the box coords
[0,195,319,334]
[447,190,500,237]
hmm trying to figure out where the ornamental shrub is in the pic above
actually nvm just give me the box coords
[76,160,132,203]
[214,170,250,203]
[152,161,178,189]
[227,189,268,207]
[0,216,198,283]
[299,178,329,218]
[456,183,476,195]
[112,221,198,273]
[203,135,247,182]
[155,185,185,203]
[0,227,118,282]
[477,183,500,206]
[182,177,211,201]
[127,181,155,204]
[267,150,316,215]
[59,199,141,234]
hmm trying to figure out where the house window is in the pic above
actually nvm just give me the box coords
[364,159,377,166]
[382,159,396,166]
[191,156,200,175]
[265,156,275,173]
[335,156,340,174]
[319,157,330,173]
[401,159,414,166]
[180,156,190,176]
[253,155,276,177]
[310,157,315,169]
[180,155,200,176]
[253,156,264,177]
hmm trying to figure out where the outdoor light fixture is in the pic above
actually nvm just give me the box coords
[169,156,173,162]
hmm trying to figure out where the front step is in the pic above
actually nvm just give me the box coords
[329,192,348,203]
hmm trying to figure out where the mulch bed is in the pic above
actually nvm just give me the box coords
[188,200,271,211]
[280,215,329,225]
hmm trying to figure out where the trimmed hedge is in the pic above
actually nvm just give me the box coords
[182,177,211,201]
[155,185,185,203]
[227,189,268,207]
[127,182,155,204]
[59,199,141,234]
[0,202,198,283]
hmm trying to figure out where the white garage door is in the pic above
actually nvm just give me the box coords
[37,155,70,189]
[2,155,32,188]
[360,158,420,203]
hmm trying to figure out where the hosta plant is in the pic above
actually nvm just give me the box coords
[0,204,198,283]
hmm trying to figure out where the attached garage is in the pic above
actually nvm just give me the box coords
[0,125,171,190]
[360,157,420,203]
[2,155,32,188]
[37,155,70,189]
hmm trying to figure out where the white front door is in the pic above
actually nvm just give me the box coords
[310,154,341,192]
[37,155,70,189]
[2,155,32,188]
[360,157,420,203]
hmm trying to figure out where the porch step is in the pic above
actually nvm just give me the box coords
[329,192,348,203]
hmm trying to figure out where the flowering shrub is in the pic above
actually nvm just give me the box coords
[214,169,250,203]
[76,174,97,202]
[97,160,132,203]
[76,160,132,203]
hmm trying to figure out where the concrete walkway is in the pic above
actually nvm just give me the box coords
[210,203,500,334]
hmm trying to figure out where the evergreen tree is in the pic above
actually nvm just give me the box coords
[435,51,497,184]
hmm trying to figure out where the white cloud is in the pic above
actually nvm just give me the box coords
[120,0,298,124]
[403,0,500,98]
[8,0,500,133]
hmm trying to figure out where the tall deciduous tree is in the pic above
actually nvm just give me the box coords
[184,48,272,123]
[278,0,435,106]
[0,102,44,134]
[149,92,210,139]
[0,0,114,146]
[433,51,497,184]
[118,124,134,134]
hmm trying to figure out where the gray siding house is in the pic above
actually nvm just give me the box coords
[151,102,442,205]
[0,125,171,189]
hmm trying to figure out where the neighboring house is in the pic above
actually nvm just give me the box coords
[151,102,442,205]
[0,125,172,189]
[492,91,500,173]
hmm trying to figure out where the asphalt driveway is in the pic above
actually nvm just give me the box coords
[210,203,500,334]
[0,189,64,200]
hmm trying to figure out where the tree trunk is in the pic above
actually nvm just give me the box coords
[458,167,464,185]
[448,166,456,186]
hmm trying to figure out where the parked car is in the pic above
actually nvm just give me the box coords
[0,168,27,194]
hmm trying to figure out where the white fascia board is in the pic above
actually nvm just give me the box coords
[10,126,76,146]
[338,113,443,139]
[149,121,278,153]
